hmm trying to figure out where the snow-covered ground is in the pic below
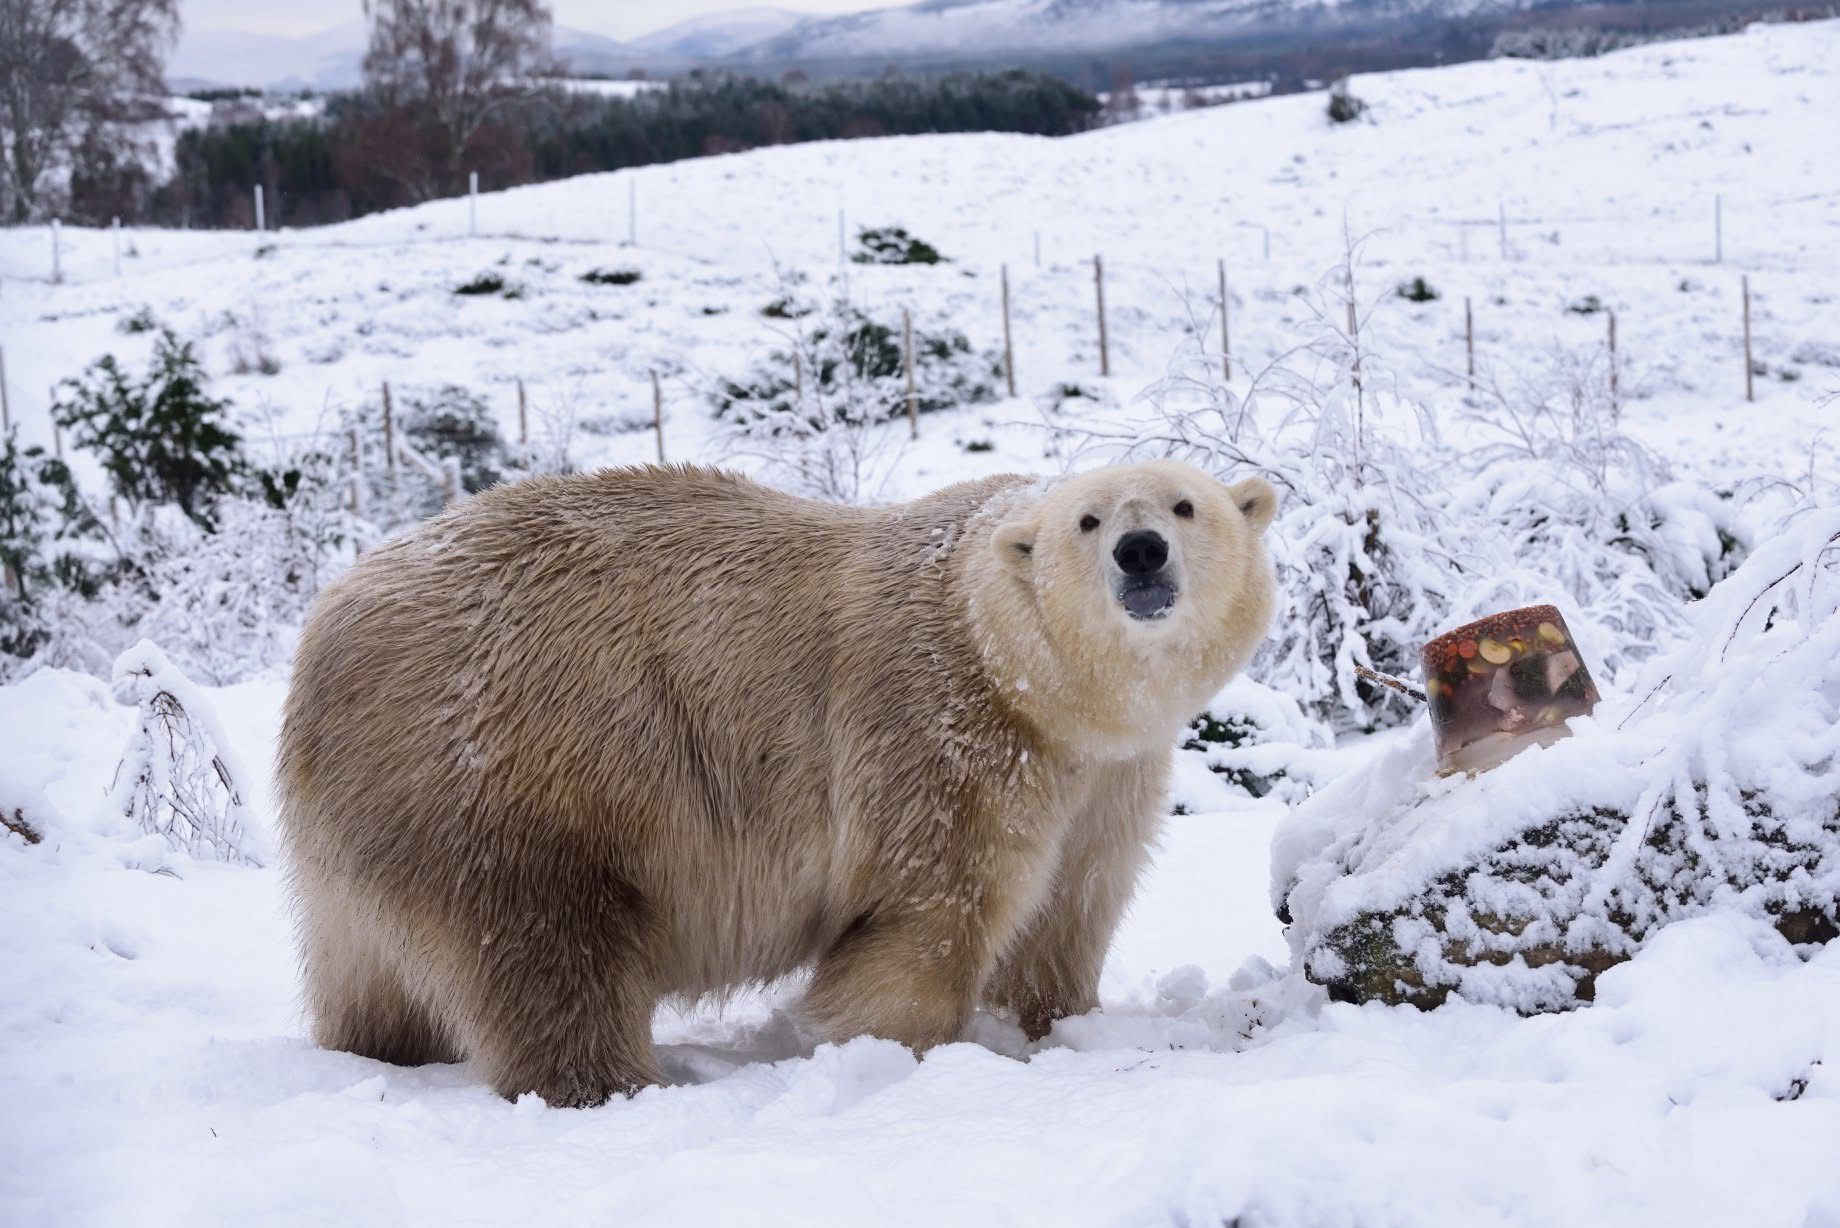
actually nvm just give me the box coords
[3,21,1840,1226]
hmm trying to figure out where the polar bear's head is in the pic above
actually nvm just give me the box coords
[974,460,1278,754]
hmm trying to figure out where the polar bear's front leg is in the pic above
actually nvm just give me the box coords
[985,755,1169,1040]
[801,905,982,1052]
[800,793,1067,1052]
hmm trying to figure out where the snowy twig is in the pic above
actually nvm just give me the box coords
[1354,663,1427,703]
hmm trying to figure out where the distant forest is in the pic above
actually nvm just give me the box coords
[144,71,1101,230]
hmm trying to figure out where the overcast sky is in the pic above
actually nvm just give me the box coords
[179,1,908,40]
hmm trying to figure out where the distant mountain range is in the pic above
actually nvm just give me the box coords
[169,0,1753,92]
[167,10,813,91]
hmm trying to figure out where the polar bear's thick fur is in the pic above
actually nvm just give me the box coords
[277,460,1276,1104]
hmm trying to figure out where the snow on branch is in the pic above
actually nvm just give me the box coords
[107,640,265,867]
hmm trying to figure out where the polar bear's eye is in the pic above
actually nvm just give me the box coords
[1079,514,1100,533]
[1173,500,1195,519]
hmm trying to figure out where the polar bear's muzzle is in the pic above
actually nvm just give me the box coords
[1112,530,1178,621]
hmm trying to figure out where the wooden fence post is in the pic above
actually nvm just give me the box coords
[50,219,61,284]
[1464,297,1475,392]
[652,370,665,462]
[112,217,122,276]
[347,428,363,513]
[253,185,265,233]
[469,171,478,237]
[902,307,918,439]
[381,381,395,476]
[1217,257,1231,383]
[1607,309,1619,417]
[516,377,528,457]
[1742,275,1754,403]
[1094,255,1110,378]
[1000,265,1016,397]
[1,357,18,594]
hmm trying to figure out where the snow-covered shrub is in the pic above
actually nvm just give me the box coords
[0,427,130,679]
[107,640,264,867]
[132,486,353,685]
[397,384,508,498]
[116,304,158,335]
[454,272,514,297]
[1327,79,1366,123]
[1274,509,1840,1012]
[51,329,247,530]
[0,429,51,664]
[225,303,282,376]
[1074,247,1460,731]
[1068,247,1747,731]
[850,226,947,265]
[1449,348,1749,679]
[4,405,361,686]
[1395,276,1438,303]
[579,267,641,286]
[345,383,510,527]
[715,298,1000,503]
[1179,675,1336,803]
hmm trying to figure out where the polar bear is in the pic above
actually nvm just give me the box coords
[277,460,1277,1105]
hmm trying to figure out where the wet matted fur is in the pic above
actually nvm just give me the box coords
[277,461,1277,1104]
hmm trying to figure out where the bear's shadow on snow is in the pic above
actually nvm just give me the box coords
[652,1006,820,1085]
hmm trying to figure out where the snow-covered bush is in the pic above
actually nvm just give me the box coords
[52,329,247,529]
[1179,675,1336,803]
[1327,79,1367,124]
[4,392,362,686]
[224,302,282,376]
[107,640,265,867]
[132,486,354,685]
[579,267,641,286]
[850,226,947,265]
[1067,248,1747,731]
[1274,508,1840,1012]
[715,297,1000,503]
[1074,247,1461,731]
[342,383,512,528]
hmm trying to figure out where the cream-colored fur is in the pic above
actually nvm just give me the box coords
[277,460,1277,1104]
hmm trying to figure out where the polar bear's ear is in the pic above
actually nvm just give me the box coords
[992,517,1037,578]
[1227,478,1278,535]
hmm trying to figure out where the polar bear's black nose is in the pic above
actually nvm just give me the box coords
[1113,530,1168,576]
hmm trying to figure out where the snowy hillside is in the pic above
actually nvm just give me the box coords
[3,22,1840,1226]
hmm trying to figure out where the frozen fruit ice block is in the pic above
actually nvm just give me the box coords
[1421,604,1600,777]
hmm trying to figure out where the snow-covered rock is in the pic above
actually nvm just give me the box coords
[1275,509,1840,1011]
